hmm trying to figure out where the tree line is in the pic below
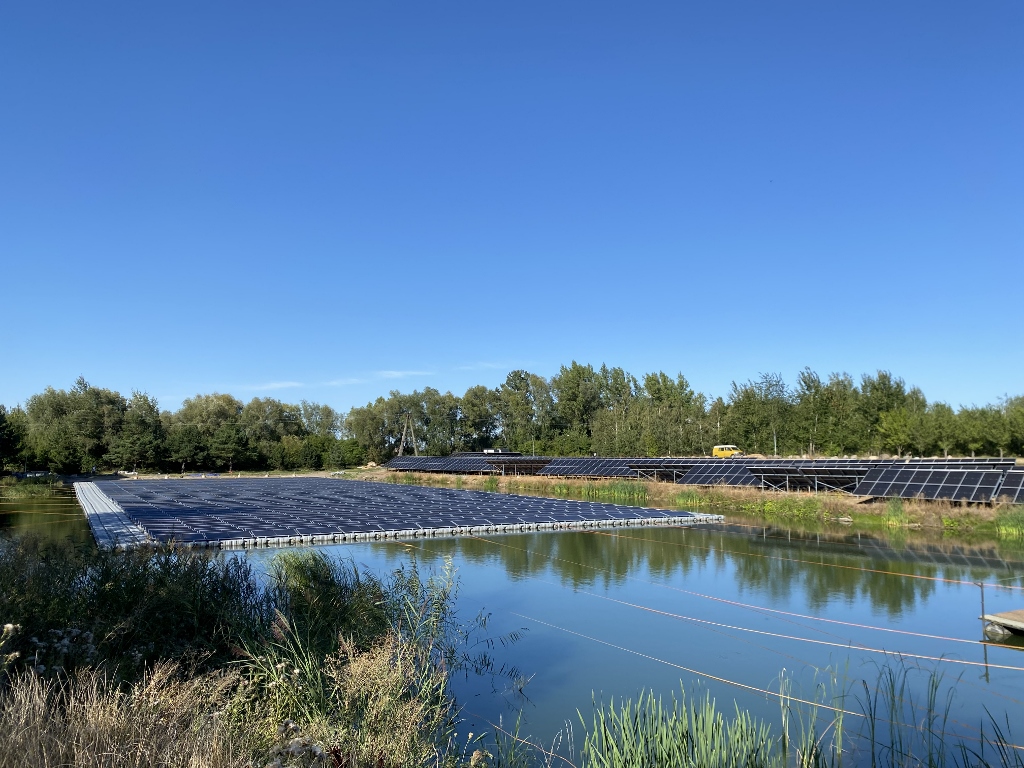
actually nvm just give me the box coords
[0,377,363,474]
[347,364,1024,463]
[2,366,1023,474]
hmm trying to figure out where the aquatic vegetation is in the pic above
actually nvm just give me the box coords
[995,508,1024,540]
[0,476,62,498]
[882,497,909,528]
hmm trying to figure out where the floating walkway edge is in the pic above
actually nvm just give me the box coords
[74,481,151,548]
[197,512,724,550]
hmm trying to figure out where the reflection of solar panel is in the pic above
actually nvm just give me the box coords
[854,467,1004,501]
[996,471,1024,503]
[677,461,758,486]
[92,478,719,546]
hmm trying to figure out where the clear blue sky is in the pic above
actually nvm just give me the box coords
[2,2,1021,413]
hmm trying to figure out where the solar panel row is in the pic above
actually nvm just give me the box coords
[853,468,1006,501]
[385,455,1022,501]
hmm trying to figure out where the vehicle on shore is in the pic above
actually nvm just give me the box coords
[712,444,744,458]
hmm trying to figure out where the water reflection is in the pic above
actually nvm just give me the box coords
[0,491,93,547]
[359,525,1023,619]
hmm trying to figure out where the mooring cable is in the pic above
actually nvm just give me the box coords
[469,533,1004,652]
[395,537,1021,743]
[564,588,1024,673]
[588,528,1024,592]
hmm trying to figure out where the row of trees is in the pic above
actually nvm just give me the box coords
[345,364,1024,463]
[2,366,1022,474]
[0,378,364,474]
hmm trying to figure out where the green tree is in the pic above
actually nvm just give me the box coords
[725,373,790,456]
[105,392,165,472]
[23,378,127,473]
[460,385,499,450]
[299,401,339,438]
[497,371,540,452]
[327,437,365,468]
[551,362,602,438]
[857,371,909,453]
[878,409,912,456]
[0,406,19,469]
[167,423,207,473]
[344,397,391,464]
[210,422,250,472]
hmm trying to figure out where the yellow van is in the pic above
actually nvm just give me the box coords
[712,444,743,458]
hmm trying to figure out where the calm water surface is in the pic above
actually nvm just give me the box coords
[0,490,93,546]
[7,488,1024,752]
[253,524,1024,751]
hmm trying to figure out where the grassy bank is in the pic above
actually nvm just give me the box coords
[0,537,497,768]
[2,536,1023,767]
[381,471,1024,541]
[0,475,63,499]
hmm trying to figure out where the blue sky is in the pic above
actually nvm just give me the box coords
[2,2,1021,413]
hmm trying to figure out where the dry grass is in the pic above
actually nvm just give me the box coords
[383,471,1024,535]
[0,664,254,768]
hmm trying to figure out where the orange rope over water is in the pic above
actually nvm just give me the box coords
[467,534,999,650]
[394,536,1024,747]
[587,528,1024,592]
[511,612,1024,753]
[447,534,1024,715]
[611,573,983,646]
[514,611,861,716]
[569,589,1024,673]
[464,711,579,768]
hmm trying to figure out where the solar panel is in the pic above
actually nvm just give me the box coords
[89,478,721,547]
[996,471,1024,504]
[385,455,1019,502]
[538,458,635,477]
[853,467,1005,501]
[676,461,759,487]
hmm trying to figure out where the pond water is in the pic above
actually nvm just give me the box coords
[251,524,1024,756]
[0,490,94,546]
[7,488,1024,757]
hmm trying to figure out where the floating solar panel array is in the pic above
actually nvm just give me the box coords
[83,478,722,548]
[385,454,1024,502]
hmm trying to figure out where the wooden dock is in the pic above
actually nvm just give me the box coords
[983,610,1024,634]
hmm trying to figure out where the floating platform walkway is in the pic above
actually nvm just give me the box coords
[74,478,722,549]
[74,481,151,547]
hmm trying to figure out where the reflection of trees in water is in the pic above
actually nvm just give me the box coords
[369,526,1024,617]
[1,497,94,547]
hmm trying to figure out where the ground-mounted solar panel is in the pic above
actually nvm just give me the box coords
[995,470,1024,504]
[853,467,1005,501]
[538,458,634,477]
[676,461,758,487]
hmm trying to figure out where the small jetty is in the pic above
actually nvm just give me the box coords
[983,610,1024,640]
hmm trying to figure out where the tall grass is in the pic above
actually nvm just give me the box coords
[0,536,502,768]
[0,475,63,498]
[582,687,781,768]
[882,498,909,528]
[578,662,1024,768]
[995,508,1024,540]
